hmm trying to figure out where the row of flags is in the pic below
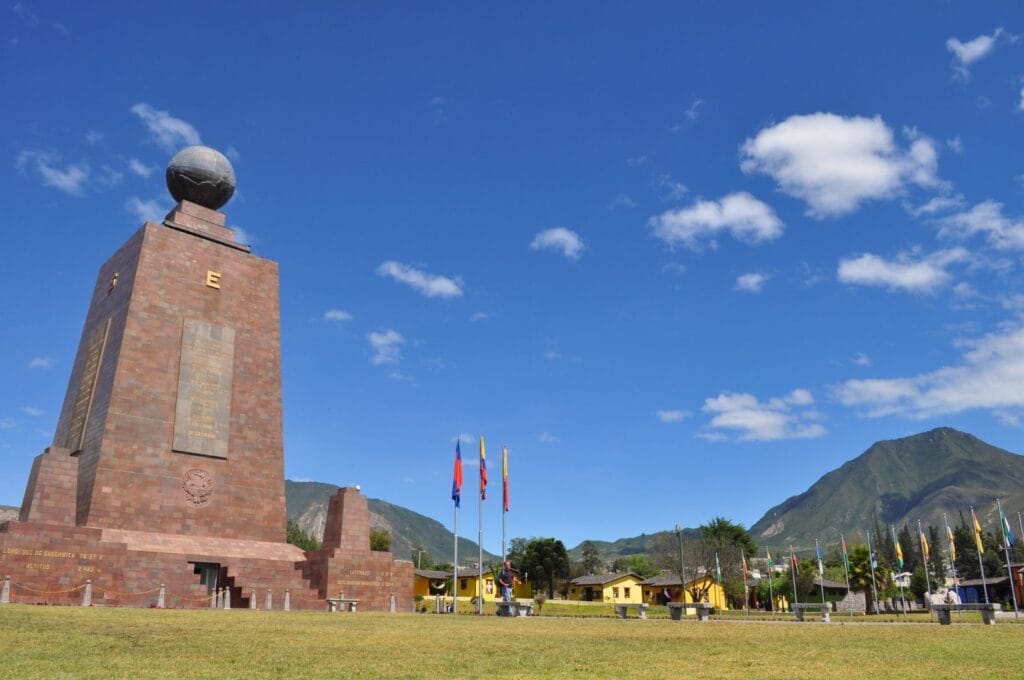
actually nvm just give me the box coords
[450,436,510,512]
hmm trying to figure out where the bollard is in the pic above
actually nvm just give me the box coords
[265,589,272,611]
[210,589,217,609]
[250,586,257,610]
[157,584,165,609]
[390,594,396,613]
[284,589,290,612]
[1,576,10,604]
[223,587,231,610]
[435,595,442,614]
[82,580,92,607]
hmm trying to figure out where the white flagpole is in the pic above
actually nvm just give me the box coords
[997,499,1019,617]
[453,502,458,614]
[944,514,962,621]
[891,525,908,616]
[478,437,485,615]
[815,539,826,608]
[865,528,879,615]
[918,520,933,622]
[972,506,990,604]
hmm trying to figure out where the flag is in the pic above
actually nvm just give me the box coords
[742,554,750,579]
[870,550,878,570]
[920,528,930,562]
[1000,508,1016,549]
[451,440,463,508]
[947,524,957,562]
[789,546,799,574]
[972,508,985,554]
[894,534,904,569]
[479,436,488,500]
[715,553,722,583]
[502,447,509,513]
[841,535,851,573]
[766,549,773,569]
[815,540,824,576]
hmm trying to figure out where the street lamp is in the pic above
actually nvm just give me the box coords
[412,548,425,569]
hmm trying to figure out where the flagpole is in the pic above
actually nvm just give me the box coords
[891,525,908,616]
[972,506,989,604]
[501,447,507,563]
[789,545,799,611]
[865,528,879,616]
[918,520,933,622]
[453,503,459,614]
[677,526,687,605]
[478,436,485,616]
[997,499,1019,618]
[766,550,775,614]
[840,535,851,615]
[815,539,826,610]
[741,550,749,617]
[944,514,962,621]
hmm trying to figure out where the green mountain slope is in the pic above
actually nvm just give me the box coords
[285,480,496,567]
[567,528,701,562]
[0,505,18,523]
[750,427,1024,550]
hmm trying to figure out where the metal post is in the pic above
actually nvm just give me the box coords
[82,580,92,607]
[157,584,165,609]
[918,520,933,622]
[265,589,272,611]
[789,546,799,612]
[478,443,484,616]
[284,589,290,612]
[865,528,879,616]
[675,524,686,604]
[453,503,459,615]
[997,499,1019,617]
[1,575,10,604]
[767,551,775,615]
[891,526,908,616]
[972,506,990,604]
[944,514,962,621]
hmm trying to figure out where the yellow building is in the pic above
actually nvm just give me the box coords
[417,568,531,600]
[567,573,644,603]
[640,574,728,610]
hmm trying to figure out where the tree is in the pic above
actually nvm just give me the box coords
[610,554,658,578]
[286,519,321,552]
[521,538,571,599]
[909,567,930,600]
[578,541,603,575]
[507,537,529,569]
[648,519,756,605]
[846,544,891,613]
[897,523,918,573]
[370,528,391,552]
[927,525,946,583]
[410,543,433,570]
[701,517,757,557]
[873,511,895,568]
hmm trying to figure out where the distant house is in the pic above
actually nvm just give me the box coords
[956,575,1013,606]
[568,573,644,603]
[440,567,531,601]
[640,574,728,609]
[413,569,452,598]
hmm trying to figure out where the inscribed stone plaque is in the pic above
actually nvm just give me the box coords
[66,318,111,453]
[172,319,235,458]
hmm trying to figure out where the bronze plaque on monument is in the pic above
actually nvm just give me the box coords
[66,318,111,453]
[172,319,235,458]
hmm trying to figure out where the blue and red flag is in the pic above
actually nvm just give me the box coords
[451,440,463,508]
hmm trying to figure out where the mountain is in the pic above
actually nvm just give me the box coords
[285,480,497,567]
[568,528,701,562]
[0,505,17,523]
[750,427,1024,550]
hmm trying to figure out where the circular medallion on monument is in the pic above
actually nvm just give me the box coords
[182,469,214,506]
[166,146,236,210]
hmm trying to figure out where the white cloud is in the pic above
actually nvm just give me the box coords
[0,418,15,430]
[1019,86,1024,112]
[608,194,635,209]
[323,309,353,322]
[16,151,88,195]
[367,329,404,365]
[740,113,943,218]
[701,388,826,442]
[538,432,560,443]
[85,130,103,145]
[530,227,584,260]
[225,146,241,163]
[22,407,42,416]
[671,98,704,131]
[656,409,691,423]
[735,272,769,293]
[543,351,563,361]
[852,352,872,367]
[452,433,477,445]
[939,201,1024,251]
[836,325,1024,420]
[837,247,969,294]
[626,155,648,167]
[128,158,156,178]
[650,192,782,249]
[946,28,1004,79]
[655,174,688,201]
[231,226,253,245]
[946,137,964,154]
[130,103,202,152]
[28,357,52,369]
[904,195,964,218]
[377,261,463,298]
[126,196,167,224]
[470,312,490,322]
[389,371,413,383]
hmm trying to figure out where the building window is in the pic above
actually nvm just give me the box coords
[460,579,467,590]
[624,587,631,598]
[612,587,619,598]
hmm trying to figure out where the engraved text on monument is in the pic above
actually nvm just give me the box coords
[172,319,235,458]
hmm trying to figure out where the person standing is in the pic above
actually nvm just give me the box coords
[498,560,517,602]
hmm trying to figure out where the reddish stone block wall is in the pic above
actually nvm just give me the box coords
[19,447,77,525]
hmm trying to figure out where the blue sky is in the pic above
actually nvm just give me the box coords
[3,2,1024,552]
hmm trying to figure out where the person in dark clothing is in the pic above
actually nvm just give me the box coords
[498,560,517,602]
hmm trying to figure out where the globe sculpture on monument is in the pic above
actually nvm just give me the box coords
[0,147,413,610]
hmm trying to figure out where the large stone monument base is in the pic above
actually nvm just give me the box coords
[2,457,412,610]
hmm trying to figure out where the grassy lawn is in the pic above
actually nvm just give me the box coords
[2,604,1023,679]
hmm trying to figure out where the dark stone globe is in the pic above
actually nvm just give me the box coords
[166,146,236,210]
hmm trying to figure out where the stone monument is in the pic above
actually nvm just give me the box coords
[0,146,413,610]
